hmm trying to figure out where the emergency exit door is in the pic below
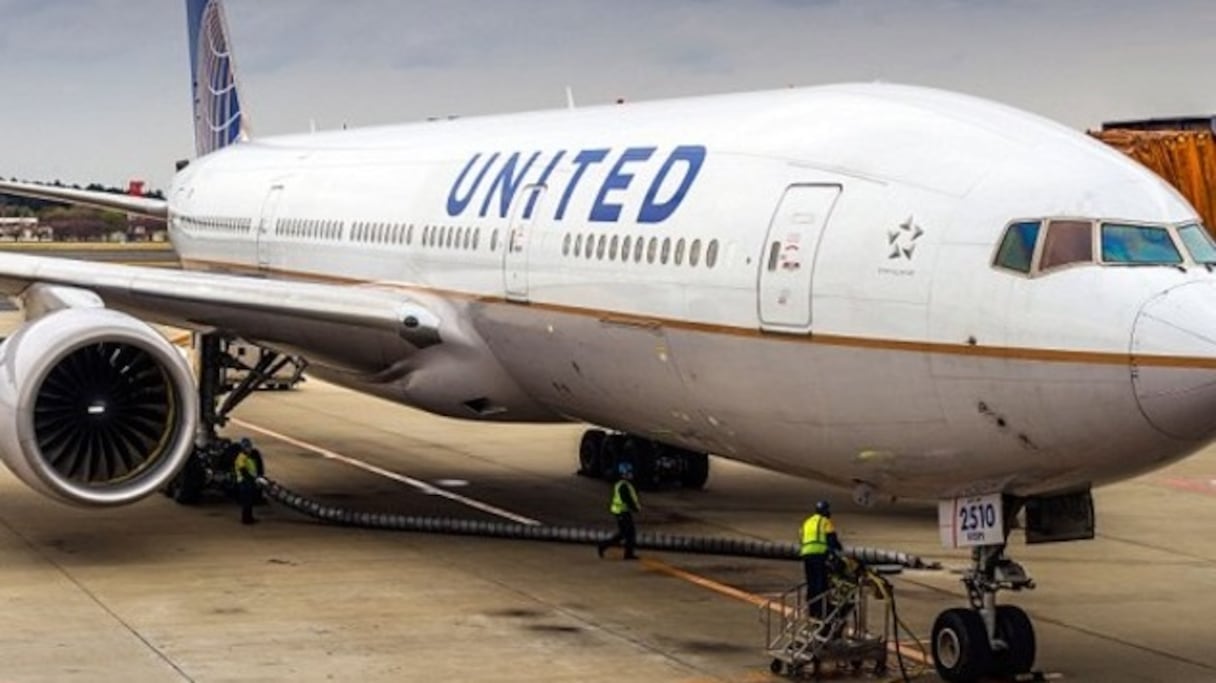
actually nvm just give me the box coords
[255,184,284,270]
[757,185,840,332]
[503,184,545,302]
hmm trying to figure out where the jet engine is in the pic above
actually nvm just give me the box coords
[0,308,198,506]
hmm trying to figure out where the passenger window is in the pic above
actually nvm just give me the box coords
[689,239,702,267]
[563,233,572,256]
[586,233,595,260]
[647,237,658,263]
[661,237,672,265]
[1101,223,1182,264]
[491,229,499,251]
[706,239,719,268]
[609,235,619,261]
[1040,220,1093,271]
[994,221,1040,273]
[473,228,480,250]
[463,228,472,250]
[621,236,632,262]
[674,238,686,266]
[766,240,780,271]
[633,235,644,262]
[574,234,583,257]
[596,234,607,260]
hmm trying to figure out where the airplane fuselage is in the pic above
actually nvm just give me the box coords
[167,84,1213,500]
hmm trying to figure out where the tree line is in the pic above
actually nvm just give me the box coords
[0,179,166,240]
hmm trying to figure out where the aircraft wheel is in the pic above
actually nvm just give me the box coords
[166,454,206,505]
[578,430,605,477]
[932,607,993,683]
[993,604,1036,677]
[600,434,626,479]
[623,437,661,490]
[681,452,709,489]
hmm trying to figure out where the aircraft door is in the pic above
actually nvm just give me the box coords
[503,184,545,302]
[255,184,284,270]
[757,184,841,332]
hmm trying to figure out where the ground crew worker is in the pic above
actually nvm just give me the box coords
[597,461,640,560]
[234,437,260,525]
[800,499,843,617]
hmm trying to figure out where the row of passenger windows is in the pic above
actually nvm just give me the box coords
[180,213,725,269]
[562,232,721,269]
[278,217,342,241]
[994,218,1216,275]
[352,221,407,244]
[181,215,251,234]
[422,224,494,251]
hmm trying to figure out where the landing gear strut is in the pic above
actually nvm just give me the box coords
[932,497,1036,682]
[162,332,301,504]
[577,428,710,490]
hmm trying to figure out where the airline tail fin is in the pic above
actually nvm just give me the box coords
[186,0,250,157]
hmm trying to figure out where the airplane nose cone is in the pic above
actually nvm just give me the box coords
[1132,281,1216,440]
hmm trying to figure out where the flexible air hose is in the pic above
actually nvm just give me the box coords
[259,478,939,570]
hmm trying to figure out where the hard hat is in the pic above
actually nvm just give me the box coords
[815,500,831,515]
[618,461,634,477]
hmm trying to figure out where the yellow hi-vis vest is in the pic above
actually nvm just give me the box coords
[800,514,834,556]
[234,451,257,480]
[610,480,639,515]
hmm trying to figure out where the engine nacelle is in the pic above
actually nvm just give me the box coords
[0,308,198,506]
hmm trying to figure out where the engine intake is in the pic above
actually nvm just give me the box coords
[0,308,198,506]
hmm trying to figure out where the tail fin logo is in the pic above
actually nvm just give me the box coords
[187,0,248,157]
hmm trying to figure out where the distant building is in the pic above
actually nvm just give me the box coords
[0,217,52,241]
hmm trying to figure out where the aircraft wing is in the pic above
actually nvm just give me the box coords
[0,179,168,219]
[0,252,442,366]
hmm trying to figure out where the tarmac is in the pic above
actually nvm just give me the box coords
[0,294,1215,680]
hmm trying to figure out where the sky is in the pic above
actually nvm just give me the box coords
[1,0,1214,190]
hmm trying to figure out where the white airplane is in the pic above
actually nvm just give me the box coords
[1,1,1212,680]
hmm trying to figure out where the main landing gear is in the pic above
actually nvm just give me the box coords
[162,333,302,504]
[931,497,1036,683]
[577,429,710,490]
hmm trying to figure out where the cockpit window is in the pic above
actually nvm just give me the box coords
[1177,223,1216,264]
[994,221,1040,273]
[1100,223,1182,265]
[1039,220,1094,271]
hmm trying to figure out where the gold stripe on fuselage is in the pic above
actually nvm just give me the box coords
[178,257,1216,371]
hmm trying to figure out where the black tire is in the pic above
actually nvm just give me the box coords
[623,438,660,490]
[600,434,625,480]
[680,452,710,489]
[769,658,783,675]
[993,604,1036,677]
[169,457,206,505]
[578,430,605,477]
[931,608,993,683]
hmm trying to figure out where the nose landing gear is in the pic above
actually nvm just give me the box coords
[931,497,1038,683]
